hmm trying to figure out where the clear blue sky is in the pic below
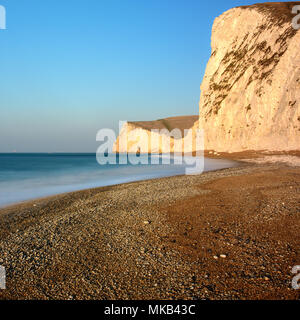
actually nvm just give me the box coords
[0,0,285,152]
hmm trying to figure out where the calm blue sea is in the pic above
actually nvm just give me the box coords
[0,153,237,207]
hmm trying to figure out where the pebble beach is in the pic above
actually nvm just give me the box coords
[0,159,299,300]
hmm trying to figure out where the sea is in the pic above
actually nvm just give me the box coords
[0,153,238,207]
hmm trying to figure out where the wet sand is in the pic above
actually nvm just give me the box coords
[0,157,299,300]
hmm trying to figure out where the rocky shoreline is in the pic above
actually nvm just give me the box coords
[0,160,299,300]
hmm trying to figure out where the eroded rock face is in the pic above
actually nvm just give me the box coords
[114,3,300,153]
[113,116,198,153]
[197,2,300,152]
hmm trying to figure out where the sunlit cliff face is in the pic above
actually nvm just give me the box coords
[114,3,300,154]
[198,2,300,152]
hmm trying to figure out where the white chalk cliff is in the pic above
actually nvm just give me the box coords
[114,2,300,153]
[196,2,300,152]
[113,116,198,153]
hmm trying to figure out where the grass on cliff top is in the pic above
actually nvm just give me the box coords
[240,2,300,26]
[128,115,199,134]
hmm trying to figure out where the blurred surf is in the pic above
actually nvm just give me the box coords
[0,153,237,207]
